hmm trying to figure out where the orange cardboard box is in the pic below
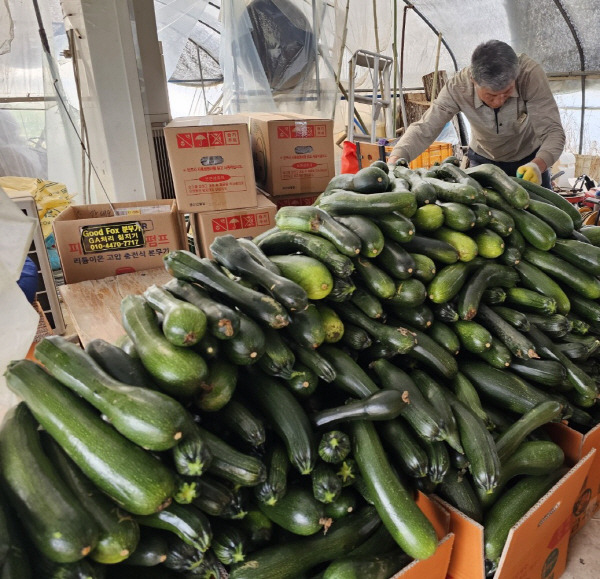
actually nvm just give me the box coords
[546,421,600,535]
[164,115,257,213]
[191,192,277,259]
[356,141,454,170]
[435,450,594,579]
[53,200,184,284]
[248,113,335,196]
[390,491,455,579]
[262,190,319,209]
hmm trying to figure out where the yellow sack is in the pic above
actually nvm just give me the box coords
[0,176,74,239]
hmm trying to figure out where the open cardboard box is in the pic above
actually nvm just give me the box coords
[390,491,455,579]
[434,450,594,579]
[546,421,600,535]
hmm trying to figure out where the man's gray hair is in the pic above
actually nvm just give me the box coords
[471,40,519,91]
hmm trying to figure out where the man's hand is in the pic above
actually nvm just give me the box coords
[516,161,542,185]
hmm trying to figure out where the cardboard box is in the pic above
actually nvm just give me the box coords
[164,115,257,213]
[262,190,319,209]
[191,192,277,259]
[547,421,600,535]
[356,141,454,170]
[390,491,454,579]
[435,450,594,579]
[53,200,184,284]
[248,113,335,196]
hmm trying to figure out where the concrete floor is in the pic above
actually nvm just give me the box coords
[1,296,599,578]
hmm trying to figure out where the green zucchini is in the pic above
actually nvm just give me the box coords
[370,359,446,441]
[427,259,484,304]
[288,341,337,383]
[0,403,99,563]
[334,215,385,257]
[241,370,316,475]
[436,467,483,523]
[286,362,319,397]
[217,398,266,447]
[222,310,266,365]
[388,303,434,330]
[229,506,380,579]
[475,303,538,359]
[526,199,574,237]
[432,227,479,261]
[481,287,507,305]
[196,358,238,412]
[350,287,384,319]
[352,256,396,299]
[287,303,326,350]
[409,253,437,283]
[466,164,529,208]
[322,550,411,579]
[164,250,290,328]
[433,301,460,322]
[389,278,428,308]
[375,239,417,280]
[35,335,188,451]
[453,320,493,353]
[460,361,555,416]
[330,302,417,355]
[484,470,566,565]
[312,463,343,504]
[41,432,140,564]
[120,295,208,398]
[317,304,345,343]
[122,531,168,566]
[162,536,204,572]
[479,441,565,511]
[32,554,104,579]
[457,263,518,320]
[402,169,438,206]
[491,305,531,331]
[350,166,390,192]
[378,419,429,479]
[412,368,463,452]
[372,212,415,244]
[212,522,249,565]
[476,338,512,368]
[255,229,355,278]
[350,421,438,560]
[318,344,379,398]
[401,234,460,264]
[194,332,219,360]
[143,284,207,347]
[505,287,557,315]
[523,246,600,300]
[551,238,600,277]
[137,503,212,552]
[446,393,501,494]
[412,203,444,232]
[452,371,494,429]
[257,327,296,379]
[171,422,213,477]
[275,205,361,256]
[473,228,505,258]
[199,426,267,486]
[336,459,360,488]
[319,431,351,464]
[420,439,451,484]
[567,313,590,335]
[494,400,564,463]
[318,189,418,217]
[258,486,326,535]
[509,358,567,388]
[254,443,290,507]
[85,338,152,388]
[423,176,480,204]
[313,390,408,428]
[210,234,309,311]
[527,313,572,338]
[323,488,358,520]
[514,260,570,316]
[239,510,272,548]
[5,361,175,516]
[428,321,461,355]
[191,475,238,518]
[163,278,240,340]
[512,176,583,228]
[487,207,515,237]
[340,323,373,350]
[568,292,600,323]
[471,202,493,227]
[405,325,459,379]
[438,201,476,231]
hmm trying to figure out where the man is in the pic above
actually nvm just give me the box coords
[388,40,565,189]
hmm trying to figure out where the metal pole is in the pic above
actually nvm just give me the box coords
[431,32,443,103]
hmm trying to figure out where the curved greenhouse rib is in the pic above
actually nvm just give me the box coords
[551,0,586,154]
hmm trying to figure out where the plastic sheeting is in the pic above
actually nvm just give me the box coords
[220,0,338,118]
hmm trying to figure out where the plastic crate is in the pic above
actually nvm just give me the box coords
[356,141,454,170]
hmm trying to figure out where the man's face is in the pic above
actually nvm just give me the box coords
[473,80,515,109]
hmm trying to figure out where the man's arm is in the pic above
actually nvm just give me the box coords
[520,59,566,172]
[388,84,459,165]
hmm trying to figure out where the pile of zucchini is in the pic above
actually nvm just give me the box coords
[2,158,600,579]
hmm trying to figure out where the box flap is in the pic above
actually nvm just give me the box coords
[415,491,450,540]
[166,114,248,129]
[495,449,595,579]
[393,533,455,579]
